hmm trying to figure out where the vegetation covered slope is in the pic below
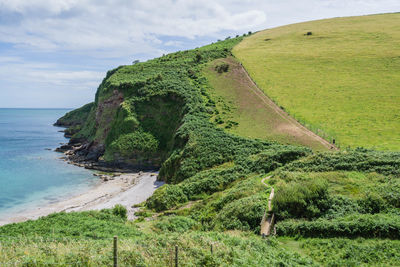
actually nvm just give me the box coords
[55,102,94,127]
[64,36,311,180]
[2,15,400,265]
[203,56,328,150]
[233,13,400,151]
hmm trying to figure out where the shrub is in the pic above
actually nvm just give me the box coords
[273,179,329,220]
[109,131,159,155]
[380,179,400,208]
[357,192,386,214]
[322,195,363,219]
[215,63,229,73]
[112,204,128,219]
[195,53,202,63]
[214,195,267,231]
[146,185,188,211]
[153,216,199,232]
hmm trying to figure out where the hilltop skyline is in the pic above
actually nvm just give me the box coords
[0,0,399,108]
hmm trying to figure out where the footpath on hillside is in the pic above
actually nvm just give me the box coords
[239,61,336,150]
[260,176,275,237]
[205,56,337,151]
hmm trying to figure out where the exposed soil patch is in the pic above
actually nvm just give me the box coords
[205,56,336,150]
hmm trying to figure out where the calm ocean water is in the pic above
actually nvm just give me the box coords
[0,109,97,218]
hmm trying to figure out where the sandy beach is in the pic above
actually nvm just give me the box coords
[0,171,164,226]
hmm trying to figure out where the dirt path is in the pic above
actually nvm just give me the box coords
[239,62,337,150]
[260,176,275,236]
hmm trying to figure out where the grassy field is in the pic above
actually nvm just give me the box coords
[233,13,400,151]
[203,57,328,150]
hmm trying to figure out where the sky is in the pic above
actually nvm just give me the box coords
[0,0,399,108]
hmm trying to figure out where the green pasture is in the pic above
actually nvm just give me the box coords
[203,57,327,150]
[234,13,400,151]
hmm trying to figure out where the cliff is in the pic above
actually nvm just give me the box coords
[58,37,311,180]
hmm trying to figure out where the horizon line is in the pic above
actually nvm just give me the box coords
[0,107,73,109]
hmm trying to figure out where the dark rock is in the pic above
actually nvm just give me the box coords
[55,144,73,152]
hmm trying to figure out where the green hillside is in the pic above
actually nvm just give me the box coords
[203,56,329,150]
[2,14,400,266]
[234,13,400,151]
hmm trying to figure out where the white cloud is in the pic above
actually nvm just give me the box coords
[0,61,103,87]
[0,0,78,14]
[0,0,398,107]
[164,40,184,47]
[0,0,267,55]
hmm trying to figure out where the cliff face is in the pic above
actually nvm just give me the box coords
[58,39,241,173]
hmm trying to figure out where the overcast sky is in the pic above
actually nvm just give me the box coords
[0,0,399,108]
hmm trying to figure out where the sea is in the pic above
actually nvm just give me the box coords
[0,108,98,219]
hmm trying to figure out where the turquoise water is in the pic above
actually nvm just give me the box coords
[0,109,97,218]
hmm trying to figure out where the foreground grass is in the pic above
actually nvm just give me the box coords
[234,13,400,151]
[0,211,315,266]
[2,210,400,266]
[279,237,400,267]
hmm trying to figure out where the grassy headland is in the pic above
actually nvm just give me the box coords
[234,13,400,150]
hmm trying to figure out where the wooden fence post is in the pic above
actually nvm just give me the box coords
[113,236,118,267]
[210,244,213,255]
[175,245,178,267]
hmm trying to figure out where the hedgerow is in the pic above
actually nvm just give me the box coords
[282,149,400,177]
[276,213,400,238]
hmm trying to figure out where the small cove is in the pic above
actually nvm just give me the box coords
[0,108,98,219]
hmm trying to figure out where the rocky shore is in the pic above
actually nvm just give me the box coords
[55,137,159,173]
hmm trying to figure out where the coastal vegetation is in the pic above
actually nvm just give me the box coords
[2,13,400,265]
[54,102,94,127]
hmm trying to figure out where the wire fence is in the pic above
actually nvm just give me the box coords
[0,235,221,266]
[240,63,340,149]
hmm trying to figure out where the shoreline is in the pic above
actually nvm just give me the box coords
[0,171,164,226]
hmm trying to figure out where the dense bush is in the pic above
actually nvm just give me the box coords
[146,184,188,211]
[283,149,400,177]
[273,179,330,220]
[322,195,363,219]
[357,192,386,214]
[276,213,400,238]
[215,62,229,73]
[380,179,400,208]
[153,216,199,232]
[213,195,267,231]
[112,204,128,219]
[108,131,159,154]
